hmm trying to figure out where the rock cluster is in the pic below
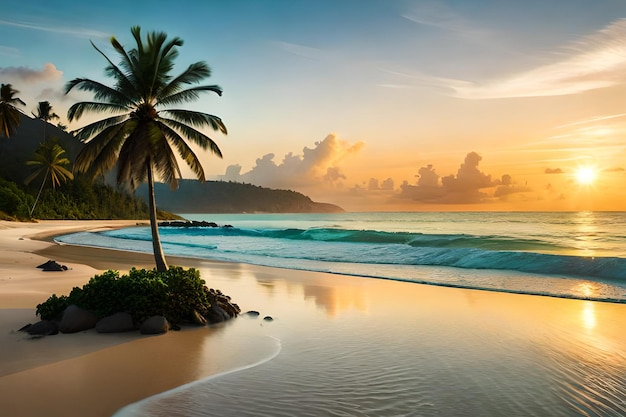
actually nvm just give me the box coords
[159,220,233,228]
[20,292,241,338]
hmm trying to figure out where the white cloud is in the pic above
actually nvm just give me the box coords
[449,18,626,99]
[0,63,62,84]
[0,19,108,39]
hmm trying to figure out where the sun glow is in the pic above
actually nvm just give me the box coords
[575,166,597,185]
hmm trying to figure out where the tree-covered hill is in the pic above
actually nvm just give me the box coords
[137,180,344,213]
[1,115,344,218]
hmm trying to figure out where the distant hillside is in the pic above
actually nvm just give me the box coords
[137,180,344,213]
[1,116,344,214]
[0,114,82,183]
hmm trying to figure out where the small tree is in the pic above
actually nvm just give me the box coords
[24,139,74,216]
[32,101,60,142]
[0,84,26,138]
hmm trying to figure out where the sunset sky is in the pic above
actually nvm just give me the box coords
[2,0,625,211]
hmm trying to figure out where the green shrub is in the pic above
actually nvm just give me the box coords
[36,266,214,324]
[36,294,69,320]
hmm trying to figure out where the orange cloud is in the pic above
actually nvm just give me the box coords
[221,134,364,189]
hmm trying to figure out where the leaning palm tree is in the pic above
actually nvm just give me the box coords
[65,26,227,271]
[24,139,74,216]
[32,101,60,142]
[0,84,26,138]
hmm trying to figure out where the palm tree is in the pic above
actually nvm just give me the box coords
[32,101,60,142]
[24,139,74,216]
[65,26,227,271]
[0,84,26,138]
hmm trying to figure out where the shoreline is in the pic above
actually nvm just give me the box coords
[1,220,625,416]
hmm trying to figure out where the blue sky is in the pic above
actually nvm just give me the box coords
[2,0,626,210]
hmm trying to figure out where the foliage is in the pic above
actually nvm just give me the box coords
[0,175,182,221]
[66,26,227,271]
[36,266,212,323]
[0,84,26,138]
[35,294,69,321]
[0,178,33,220]
[32,101,59,124]
[24,138,73,189]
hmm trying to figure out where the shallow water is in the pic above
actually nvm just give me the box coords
[113,265,626,417]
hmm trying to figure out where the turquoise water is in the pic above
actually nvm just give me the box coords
[56,211,626,302]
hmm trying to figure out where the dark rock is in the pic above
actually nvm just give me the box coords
[59,305,97,333]
[36,260,57,268]
[18,323,32,331]
[190,310,208,326]
[170,323,181,331]
[24,320,59,336]
[204,305,230,324]
[203,287,241,324]
[263,316,274,322]
[244,310,260,317]
[140,316,169,335]
[37,259,68,271]
[96,312,135,333]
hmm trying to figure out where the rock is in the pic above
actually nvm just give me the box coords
[245,310,260,317]
[23,320,59,336]
[140,316,169,335]
[96,312,135,333]
[204,287,241,324]
[204,305,230,324]
[37,260,68,271]
[190,310,208,326]
[59,305,98,333]
[263,316,274,322]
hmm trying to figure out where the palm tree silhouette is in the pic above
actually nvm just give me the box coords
[65,26,227,271]
[0,84,26,138]
[25,139,74,216]
[32,101,60,142]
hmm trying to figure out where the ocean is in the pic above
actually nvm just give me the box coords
[55,211,626,417]
[56,211,626,303]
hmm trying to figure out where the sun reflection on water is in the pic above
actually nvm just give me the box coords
[581,301,596,331]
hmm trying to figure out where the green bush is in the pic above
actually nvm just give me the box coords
[36,266,214,323]
[36,294,69,320]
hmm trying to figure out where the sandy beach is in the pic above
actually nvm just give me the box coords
[0,220,625,417]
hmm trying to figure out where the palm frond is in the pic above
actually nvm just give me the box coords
[67,101,129,123]
[158,62,211,99]
[158,85,223,107]
[159,122,205,181]
[74,121,131,175]
[149,125,181,189]
[65,78,133,110]
[90,40,138,99]
[161,109,227,133]
[70,113,129,141]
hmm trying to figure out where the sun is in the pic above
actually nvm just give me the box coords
[575,166,597,185]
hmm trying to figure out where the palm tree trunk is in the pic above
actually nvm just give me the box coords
[29,173,47,217]
[147,161,168,272]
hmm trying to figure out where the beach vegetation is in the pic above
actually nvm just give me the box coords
[35,266,231,324]
[0,83,26,138]
[0,178,33,220]
[65,26,227,272]
[24,138,74,216]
